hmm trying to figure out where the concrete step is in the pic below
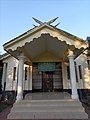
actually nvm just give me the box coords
[11,106,84,112]
[15,99,80,103]
[14,102,82,107]
[14,99,82,106]
[7,99,88,119]
[8,111,88,119]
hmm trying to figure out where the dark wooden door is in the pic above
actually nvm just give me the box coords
[42,72,53,92]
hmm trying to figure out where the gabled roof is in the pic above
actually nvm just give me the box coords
[0,52,10,60]
[2,22,88,62]
[3,23,86,48]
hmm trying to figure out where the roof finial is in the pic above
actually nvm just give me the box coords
[32,17,43,25]
[32,17,60,27]
[54,22,60,27]
[47,17,59,25]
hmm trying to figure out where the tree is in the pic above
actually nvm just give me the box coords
[87,37,90,69]
[0,66,2,93]
[87,37,90,56]
[0,54,2,93]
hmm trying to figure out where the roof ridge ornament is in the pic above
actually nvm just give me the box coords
[32,17,60,27]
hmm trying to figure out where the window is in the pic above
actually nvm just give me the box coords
[13,67,16,81]
[87,60,90,69]
[25,67,27,80]
[67,66,70,79]
[78,65,82,79]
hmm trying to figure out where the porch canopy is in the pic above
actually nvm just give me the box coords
[3,23,87,63]
[9,34,83,63]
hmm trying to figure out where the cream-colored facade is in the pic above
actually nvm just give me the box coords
[1,23,90,101]
[1,54,90,91]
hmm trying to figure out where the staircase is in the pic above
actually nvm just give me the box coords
[7,99,88,119]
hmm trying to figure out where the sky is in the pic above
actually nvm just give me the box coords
[0,0,90,54]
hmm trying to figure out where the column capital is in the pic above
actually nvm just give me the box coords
[68,54,75,59]
[18,55,25,60]
[68,50,75,58]
[3,62,7,65]
[3,62,7,63]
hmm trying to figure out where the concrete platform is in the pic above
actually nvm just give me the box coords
[24,92,71,100]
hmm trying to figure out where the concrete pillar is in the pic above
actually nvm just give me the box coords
[68,51,78,99]
[30,65,32,90]
[16,55,24,101]
[27,66,30,90]
[62,62,67,89]
[2,63,7,90]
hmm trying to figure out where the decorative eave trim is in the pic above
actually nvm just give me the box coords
[3,23,87,50]
[3,24,51,48]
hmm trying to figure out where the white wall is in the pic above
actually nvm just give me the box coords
[3,56,18,91]
[2,54,90,91]
[62,54,90,89]
[2,56,32,91]
[75,54,90,89]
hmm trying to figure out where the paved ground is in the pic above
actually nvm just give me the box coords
[0,105,12,120]
[82,103,90,120]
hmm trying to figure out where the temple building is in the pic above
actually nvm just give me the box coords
[0,17,90,119]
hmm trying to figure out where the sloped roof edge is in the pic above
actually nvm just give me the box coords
[3,23,87,48]
[0,52,11,60]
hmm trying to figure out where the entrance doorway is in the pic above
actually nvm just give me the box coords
[32,62,63,92]
[42,72,53,92]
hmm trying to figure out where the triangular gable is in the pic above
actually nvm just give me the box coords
[3,23,87,52]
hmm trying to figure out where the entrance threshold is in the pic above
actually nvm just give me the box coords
[24,92,71,100]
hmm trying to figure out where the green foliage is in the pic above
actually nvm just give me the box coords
[0,81,2,93]
[0,103,9,112]
[0,67,2,93]
[1,91,16,104]
[0,92,15,112]
[87,50,90,56]
[7,92,15,103]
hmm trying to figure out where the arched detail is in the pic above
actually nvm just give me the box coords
[7,33,85,63]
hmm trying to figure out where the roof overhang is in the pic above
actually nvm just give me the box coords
[3,24,87,50]
[3,24,88,63]
[4,33,85,64]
